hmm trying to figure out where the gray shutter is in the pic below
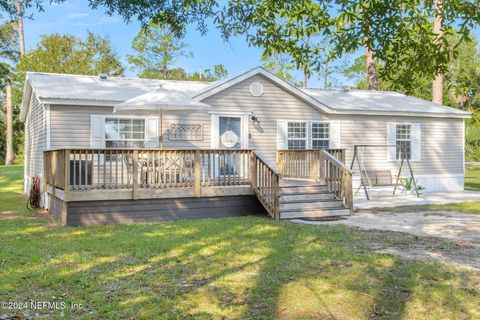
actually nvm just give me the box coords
[411,123,421,161]
[90,115,105,148]
[330,121,341,148]
[277,120,288,150]
[145,117,159,148]
[386,122,396,161]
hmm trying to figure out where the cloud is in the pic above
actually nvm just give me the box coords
[65,12,89,19]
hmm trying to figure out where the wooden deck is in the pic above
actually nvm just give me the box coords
[43,148,352,225]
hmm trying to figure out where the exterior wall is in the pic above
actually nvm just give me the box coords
[50,105,211,149]
[24,92,47,196]
[46,73,465,193]
[203,74,465,192]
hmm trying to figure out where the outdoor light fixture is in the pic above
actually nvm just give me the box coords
[251,115,260,125]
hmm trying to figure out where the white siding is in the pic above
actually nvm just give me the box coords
[24,92,47,192]
[49,105,212,149]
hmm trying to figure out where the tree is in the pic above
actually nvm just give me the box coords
[0,18,18,165]
[15,32,124,79]
[217,1,479,91]
[128,22,192,79]
[432,0,444,104]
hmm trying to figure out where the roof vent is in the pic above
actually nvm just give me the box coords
[99,73,108,80]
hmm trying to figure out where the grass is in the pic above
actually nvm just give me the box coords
[1,166,480,319]
[466,165,480,191]
[379,165,480,214]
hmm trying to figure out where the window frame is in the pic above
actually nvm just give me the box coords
[104,116,148,149]
[395,123,412,160]
[286,121,308,150]
[311,121,331,150]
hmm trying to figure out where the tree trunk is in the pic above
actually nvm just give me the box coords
[16,0,25,56]
[365,45,379,90]
[303,71,308,88]
[432,0,444,104]
[5,84,13,165]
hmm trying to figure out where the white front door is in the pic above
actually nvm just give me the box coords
[211,113,249,177]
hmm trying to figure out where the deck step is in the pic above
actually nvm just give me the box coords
[280,199,343,211]
[280,207,350,219]
[279,185,329,194]
[280,192,335,202]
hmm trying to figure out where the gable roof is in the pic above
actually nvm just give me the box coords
[20,67,470,122]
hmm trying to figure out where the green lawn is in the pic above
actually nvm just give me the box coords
[466,165,480,191]
[1,166,479,319]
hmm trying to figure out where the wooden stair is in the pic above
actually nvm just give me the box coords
[279,179,350,219]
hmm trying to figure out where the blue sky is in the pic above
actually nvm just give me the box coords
[22,0,479,88]
[23,1,269,78]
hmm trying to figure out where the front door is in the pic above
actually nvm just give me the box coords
[219,116,242,176]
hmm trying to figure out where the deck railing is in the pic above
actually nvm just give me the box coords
[44,149,252,197]
[321,149,353,213]
[44,148,347,218]
[277,148,346,179]
[44,148,282,219]
[250,152,280,219]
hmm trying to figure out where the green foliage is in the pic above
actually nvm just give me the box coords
[217,0,479,89]
[4,32,124,163]
[14,31,124,80]
[127,21,192,79]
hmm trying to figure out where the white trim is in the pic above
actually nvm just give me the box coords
[40,98,120,107]
[208,110,253,116]
[210,113,249,149]
[45,104,51,150]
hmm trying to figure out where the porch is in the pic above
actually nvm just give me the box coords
[43,148,352,225]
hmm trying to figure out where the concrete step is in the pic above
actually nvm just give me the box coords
[280,185,329,194]
[280,199,343,211]
[280,207,350,219]
[280,192,336,202]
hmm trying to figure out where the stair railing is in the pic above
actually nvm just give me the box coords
[320,149,353,214]
[249,151,280,220]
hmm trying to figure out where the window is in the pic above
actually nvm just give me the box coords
[396,124,411,160]
[105,118,145,148]
[287,122,307,149]
[311,122,330,149]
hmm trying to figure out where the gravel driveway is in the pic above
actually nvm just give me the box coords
[292,210,480,270]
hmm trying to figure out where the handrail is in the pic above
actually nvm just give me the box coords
[250,151,280,220]
[320,149,353,214]
[277,148,345,179]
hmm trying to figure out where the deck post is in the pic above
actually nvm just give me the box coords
[132,150,139,200]
[249,151,257,191]
[64,149,70,202]
[51,151,57,197]
[43,152,48,207]
[194,150,201,197]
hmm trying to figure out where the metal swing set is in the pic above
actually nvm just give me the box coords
[350,144,420,200]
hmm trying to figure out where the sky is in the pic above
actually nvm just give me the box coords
[22,0,348,87]
[21,0,480,88]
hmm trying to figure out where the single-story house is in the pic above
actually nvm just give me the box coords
[20,66,470,225]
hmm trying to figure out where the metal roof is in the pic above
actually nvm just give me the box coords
[301,88,469,116]
[26,72,212,102]
[21,69,470,122]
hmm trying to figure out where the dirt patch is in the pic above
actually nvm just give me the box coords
[0,210,49,221]
[358,228,480,271]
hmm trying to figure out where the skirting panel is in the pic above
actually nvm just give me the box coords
[57,195,267,226]
[353,173,464,194]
